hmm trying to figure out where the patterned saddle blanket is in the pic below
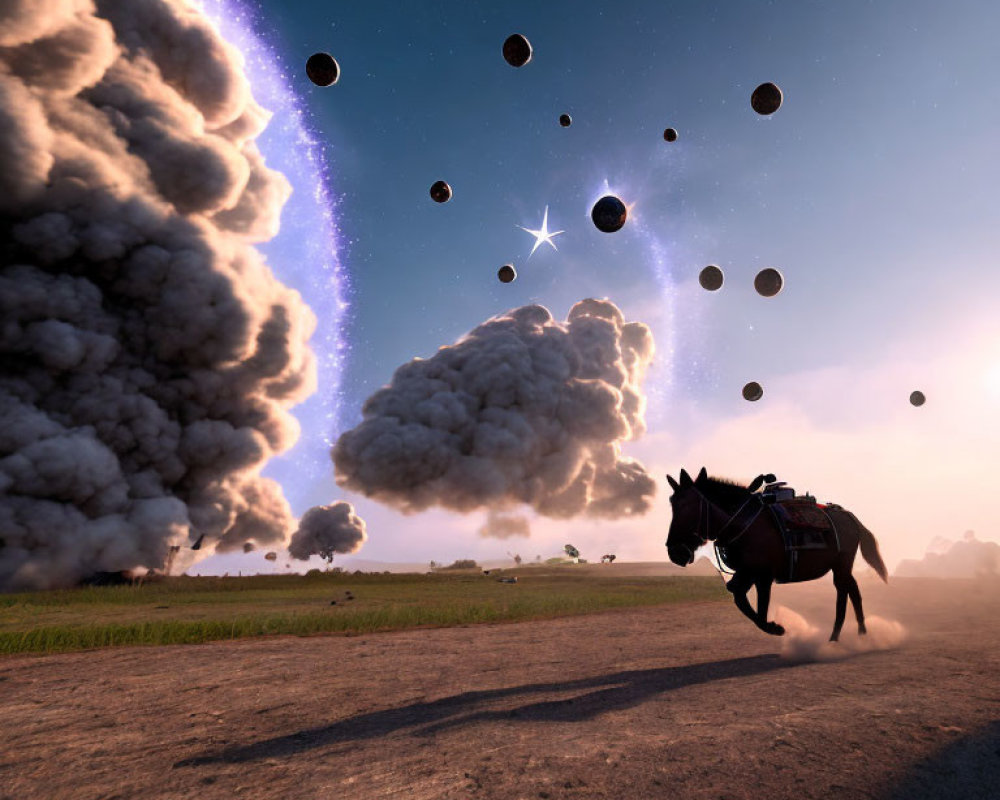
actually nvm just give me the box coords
[772,500,837,547]
[770,499,841,582]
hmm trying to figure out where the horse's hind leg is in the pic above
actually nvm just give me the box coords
[830,572,849,642]
[846,575,867,635]
[754,576,784,636]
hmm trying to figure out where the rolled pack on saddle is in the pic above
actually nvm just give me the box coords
[721,474,842,583]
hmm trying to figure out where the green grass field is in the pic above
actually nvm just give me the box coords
[0,568,727,656]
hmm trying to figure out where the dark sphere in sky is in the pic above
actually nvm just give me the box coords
[751,82,783,115]
[663,127,678,142]
[429,180,452,203]
[699,265,724,291]
[497,264,517,283]
[306,52,340,86]
[559,113,572,127]
[909,390,926,407]
[754,268,784,297]
[742,382,764,402]
[591,195,627,233]
[502,34,532,67]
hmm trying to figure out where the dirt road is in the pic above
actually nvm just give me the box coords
[2,577,998,799]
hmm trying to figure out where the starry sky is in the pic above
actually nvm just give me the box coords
[198,0,1000,574]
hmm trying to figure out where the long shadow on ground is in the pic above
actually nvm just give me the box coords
[883,721,1000,800]
[176,653,789,766]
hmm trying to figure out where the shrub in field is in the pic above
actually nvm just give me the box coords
[442,560,479,570]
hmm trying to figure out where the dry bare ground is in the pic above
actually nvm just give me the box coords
[2,576,998,800]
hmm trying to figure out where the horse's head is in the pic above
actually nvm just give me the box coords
[665,467,708,566]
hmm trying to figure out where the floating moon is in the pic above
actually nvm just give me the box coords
[502,34,532,67]
[559,113,572,127]
[429,180,452,203]
[591,195,627,233]
[497,264,517,283]
[909,390,926,407]
[699,265,724,291]
[663,127,678,142]
[742,382,764,402]
[754,268,784,297]
[751,82,783,115]
[306,52,340,86]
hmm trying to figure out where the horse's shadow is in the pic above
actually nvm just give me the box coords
[176,653,788,767]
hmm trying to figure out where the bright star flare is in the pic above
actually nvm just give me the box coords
[518,206,564,257]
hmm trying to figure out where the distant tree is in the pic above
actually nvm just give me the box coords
[514,553,522,566]
[429,560,437,570]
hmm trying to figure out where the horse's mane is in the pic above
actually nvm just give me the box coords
[700,474,752,509]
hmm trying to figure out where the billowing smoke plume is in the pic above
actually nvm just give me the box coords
[333,299,656,519]
[288,502,367,561]
[0,1,316,589]
[478,510,530,539]
[895,531,999,578]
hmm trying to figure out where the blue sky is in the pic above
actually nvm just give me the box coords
[197,0,1000,573]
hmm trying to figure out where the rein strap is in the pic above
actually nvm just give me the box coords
[695,492,763,547]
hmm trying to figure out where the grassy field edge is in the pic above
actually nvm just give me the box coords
[0,573,727,656]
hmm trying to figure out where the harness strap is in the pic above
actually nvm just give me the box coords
[714,497,764,546]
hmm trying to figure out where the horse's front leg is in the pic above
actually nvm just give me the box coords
[754,577,784,636]
[727,571,769,632]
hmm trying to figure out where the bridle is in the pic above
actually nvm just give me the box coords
[674,486,764,564]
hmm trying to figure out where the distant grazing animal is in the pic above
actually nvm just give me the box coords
[665,468,888,641]
[600,554,617,564]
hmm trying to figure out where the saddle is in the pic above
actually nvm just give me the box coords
[760,482,841,582]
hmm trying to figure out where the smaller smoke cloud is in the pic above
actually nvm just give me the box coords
[288,502,367,561]
[333,299,656,521]
[895,531,999,578]
[775,606,907,663]
[478,510,530,539]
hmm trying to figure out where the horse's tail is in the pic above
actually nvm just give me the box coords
[851,513,888,583]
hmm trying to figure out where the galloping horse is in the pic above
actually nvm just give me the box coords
[665,468,888,641]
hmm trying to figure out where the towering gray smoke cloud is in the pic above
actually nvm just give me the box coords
[288,502,367,562]
[0,0,316,589]
[478,510,530,540]
[333,299,656,519]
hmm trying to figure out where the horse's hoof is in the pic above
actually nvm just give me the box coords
[765,622,785,636]
[859,626,868,636]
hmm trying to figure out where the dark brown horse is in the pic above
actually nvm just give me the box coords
[665,467,888,641]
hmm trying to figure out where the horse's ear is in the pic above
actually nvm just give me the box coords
[697,467,707,483]
[679,468,692,487]
[666,474,679,491]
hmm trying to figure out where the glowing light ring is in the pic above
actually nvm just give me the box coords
[198,0,350,505]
